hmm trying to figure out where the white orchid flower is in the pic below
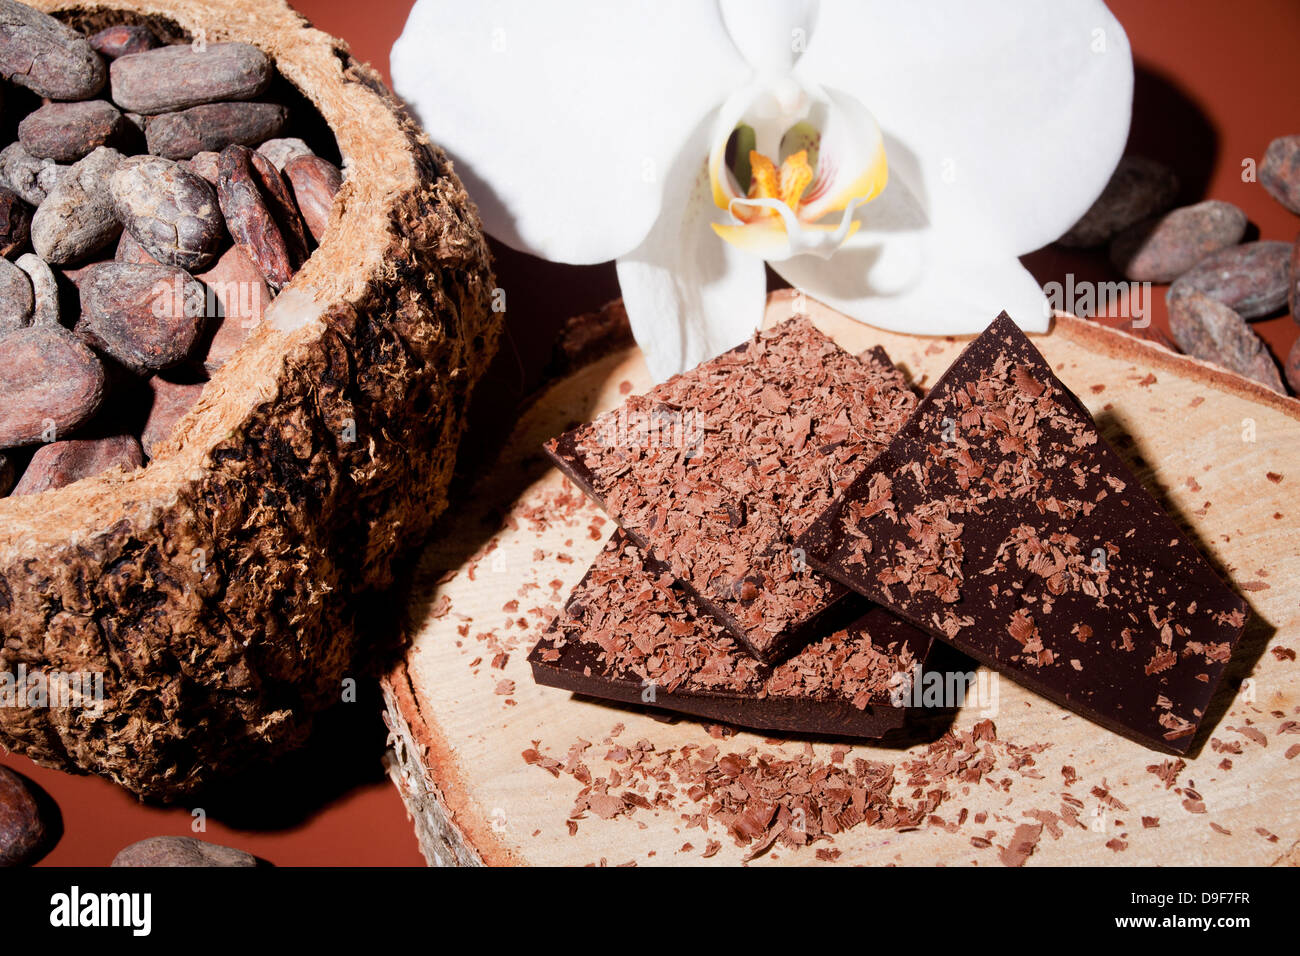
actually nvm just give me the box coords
[393,0,1132,381]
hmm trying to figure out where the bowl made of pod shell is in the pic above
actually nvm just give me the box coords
[0,0,499,800]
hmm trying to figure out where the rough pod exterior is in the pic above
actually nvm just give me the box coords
[0,0,499,799]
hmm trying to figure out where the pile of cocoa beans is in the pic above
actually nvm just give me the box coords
[0,0,342,499]
[1059,138,1300,396]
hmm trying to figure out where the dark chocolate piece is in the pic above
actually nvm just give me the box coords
[529,531,938,737]
[798,313,1248,753]
[545,317,917,663]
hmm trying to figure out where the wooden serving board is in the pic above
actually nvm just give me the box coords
[382,291,1300,866]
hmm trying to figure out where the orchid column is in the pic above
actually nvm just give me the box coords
[394,0,1133,381]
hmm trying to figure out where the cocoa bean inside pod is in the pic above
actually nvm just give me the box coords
[1167,240,1293,320]
[0,323,105,448]
[109,41,271,114]
[1057,156,1181,248]
[110,154,225,271]
[17,100,134,163]
[145,101,287,161]
[76,261,206,371]
[0,452,14,497]
[89,24,159,60]
[141,374,204,457]
[1168,289,1286,394]
[194,243,270,372]
[29,145,123,264]
[216,143,307,290]
[0,0,106,101]
[184,150,220,186]
[257,136,312,171]
[11,433,144,495]
[115,226,159,265]
[0,256,32,326]
[0,186,32,257]
[0,141,60,206]
[283,154,341,244]
[15,251,59,327]
[1260,134,1300,216]
[1109,200,1247,283]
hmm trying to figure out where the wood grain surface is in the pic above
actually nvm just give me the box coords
[383,292,1300,866]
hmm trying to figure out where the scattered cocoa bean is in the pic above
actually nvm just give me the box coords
[217,144,307,290]
[76,261,205,371]
[283,154,341,243]
[110,154,225,271]
[1288,338,1300,395]
[0,141,59,205]
[145,101,287,160]
[1168,290,1285,393]
[141,375,203,456]
[0,256,32,325]
[0,765,46,866]
[0,0,106,100]
[1057,156,1180,248]
[112,835,258,867]
[1168,240,1292,319]
[185,150,220,186]
[115,227,158,264]
[109,41,271,114]
[17,100,132,162]
[257,136,312,171]
[1110,200,1247,282]
[197,244,269,372]
[89,23,158,59]
[0,185,31,256]
[1261,135,1300,215]
[12,433,143,494]
[16,252,58,326]
[30,146,123,264]
[0,323,105,448]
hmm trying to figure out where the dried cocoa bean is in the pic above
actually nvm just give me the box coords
[0,323,105,448]
[1168,290,1285,394]
[0,141,59,206]
[1110,200,1247,282]
[30,146,123,264]
[217,144,307,290]
[35,161,64,196]
[196,244,269,372]
[284,154,341,243]
[18,100,133,163]
[1261,135,1300,215]
[185,150,220,186]
[89,23,158,59]
[1057,156,1180,248]
[145,101,287,160]
[112,835,257,867]
[0,256,32,325]
[12,433,143,494]
[110,155,225,271]
[1167,240,1292,319]
[1288,337,1300,395]
[115,227,158,264]
[141,375,204,456]
[16,252,59,326]
[1290,234,1299,322]
[109,42,271,114]
[0,0,106,100]
[0,185,31,256]
[77,261,205,371]
[257,136,312,171]
[0,765,46,866]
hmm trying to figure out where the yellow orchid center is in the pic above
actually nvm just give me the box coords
[738,149,814,223]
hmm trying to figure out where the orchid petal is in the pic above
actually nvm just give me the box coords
[772,237,1053,336]
[392,1,749,264]
[616,124,767,382]
[718,0,817,75]
[797,0,1132,253]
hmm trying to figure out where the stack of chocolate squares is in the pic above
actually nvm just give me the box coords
[530,314,1249,753]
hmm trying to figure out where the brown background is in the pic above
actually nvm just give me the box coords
[8,0,1299,867]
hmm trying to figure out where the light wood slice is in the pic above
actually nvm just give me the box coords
[383,291,1300,866]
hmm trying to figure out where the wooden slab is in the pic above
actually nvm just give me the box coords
[382,291,1300,866]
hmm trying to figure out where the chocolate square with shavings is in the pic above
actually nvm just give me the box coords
[797,313,1249,753]
[529,530,940,737]
[544,316,918,663]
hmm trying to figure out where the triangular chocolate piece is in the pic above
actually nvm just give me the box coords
[529,531,941,738]
[798,314,1248,752]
